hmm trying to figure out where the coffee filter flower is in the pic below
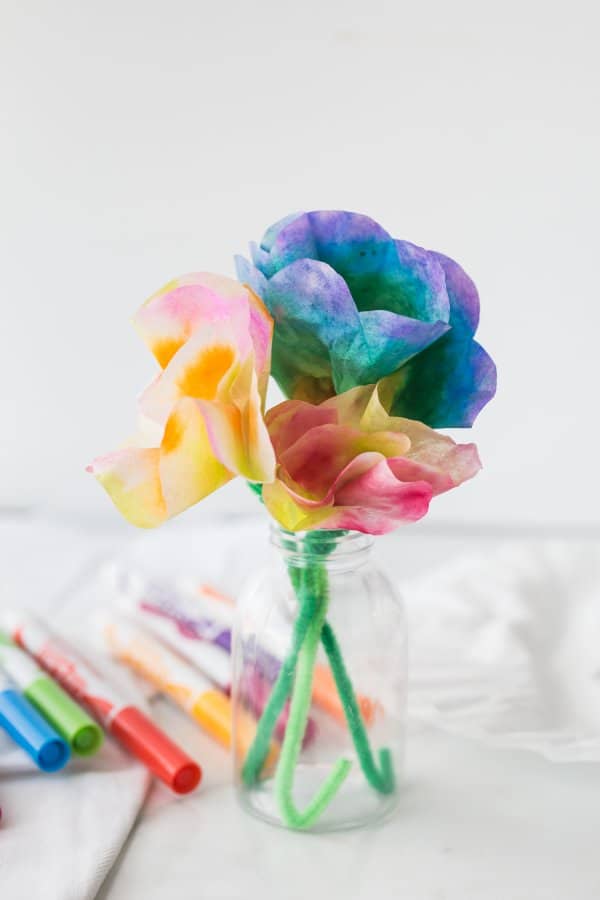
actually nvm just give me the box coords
[88,273,275,527]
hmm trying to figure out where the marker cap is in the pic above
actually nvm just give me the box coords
[0,688,71,772]
[110,706,201,794]
[25,676,104,756]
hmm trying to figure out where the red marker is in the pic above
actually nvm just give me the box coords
[3,612,201,794]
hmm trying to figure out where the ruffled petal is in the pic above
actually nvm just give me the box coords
[234,255,269,304]
[389,240,450,322]
[197,354,276,482]
[265,400,337,458]
[431,251,480,337]
[138,320,246,429]
[279,424,410,499]
[262,455,433,535]
[259,212,305,254]
[158,398,234,513]
[337,310,449,389]
[328,461,433,533]
[261,479,333,531]
[245,286,273,402]
[263,211,450,323]
[134,273,249,368]
[87,448,166,528]
[381,333,497,428]
[264,259,359,398]
[88,398,234,527]
[133,273,272,400]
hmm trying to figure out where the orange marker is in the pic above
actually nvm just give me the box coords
[101,617,277,766]
[312,665,380,727]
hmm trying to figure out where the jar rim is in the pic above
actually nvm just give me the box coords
[269,522,374,562]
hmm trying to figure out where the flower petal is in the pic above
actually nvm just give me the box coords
[159,398,234,513]
[88,398,234,527]
[264,258,359,398]
[261,479,333,531]
[244,286,273,402]
[431,251,480,337]
[133,273,250,368]
[337,310,450,389]
[381,333,497,428]
[265,400,338,458]
[234,255,269,303]
[330,460,433,532]
[391,240,450,323]
[87,448,166,528]
[278,424,410,500]
[259,212,305,254]
[197,354,276,482]
[138,321,245,429]
[263,455,433,535]
[263,211,450,323]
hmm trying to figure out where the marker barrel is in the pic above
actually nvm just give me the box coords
[0,688,71,772]
[111,706,201,794]
[25,677,103,757]
[0,635,103,757]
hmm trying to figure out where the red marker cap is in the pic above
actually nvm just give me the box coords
[110,706,202,794]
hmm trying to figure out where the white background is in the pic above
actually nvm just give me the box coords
[1,0,599,528]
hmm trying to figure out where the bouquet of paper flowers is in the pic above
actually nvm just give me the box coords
[90,210,496,829]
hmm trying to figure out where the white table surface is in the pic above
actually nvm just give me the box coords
[3,512,600,900]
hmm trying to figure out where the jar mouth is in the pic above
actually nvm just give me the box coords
[269,522,373,564]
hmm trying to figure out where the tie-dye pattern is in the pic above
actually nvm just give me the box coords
[236,210,496,426]
[88,273,276,527]
[262,384,481,534]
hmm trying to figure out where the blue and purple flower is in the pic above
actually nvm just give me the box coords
[236,210,496,428]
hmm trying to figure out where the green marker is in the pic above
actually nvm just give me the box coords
[0,632,103,756]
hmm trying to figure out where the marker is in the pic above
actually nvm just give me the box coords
[0,673,70,772]
[114,574,233,689]
[114,581,316,745]
[0,632,103,756]
[1,613,201,795]
[116,574,377,727]
[101,616,278,767]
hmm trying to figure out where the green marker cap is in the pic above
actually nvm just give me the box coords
[25,676,103,756]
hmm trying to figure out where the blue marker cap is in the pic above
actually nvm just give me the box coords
[0,687,71,772]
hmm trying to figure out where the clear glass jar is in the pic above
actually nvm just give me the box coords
[232,526,407,832]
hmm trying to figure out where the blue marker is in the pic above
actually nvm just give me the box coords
[0,673,70,772]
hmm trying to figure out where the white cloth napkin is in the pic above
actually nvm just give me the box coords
[405,538,600,761]
[0,628,152,900]
[0,516,151,900]
[0,739,150,900]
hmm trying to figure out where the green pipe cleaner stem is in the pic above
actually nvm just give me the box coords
[321,621,395,794]
[274,572,351,829]
[240,518,394,827]
[241,574,316,786]
[299,543,395,795]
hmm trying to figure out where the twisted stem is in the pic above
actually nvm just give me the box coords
[241,578,316,786]
[274,571,351,828]
[321,621,395,794]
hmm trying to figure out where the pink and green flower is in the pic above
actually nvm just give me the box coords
[262,384,481,534]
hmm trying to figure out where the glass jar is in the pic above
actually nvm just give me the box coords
[232,526,407,832]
